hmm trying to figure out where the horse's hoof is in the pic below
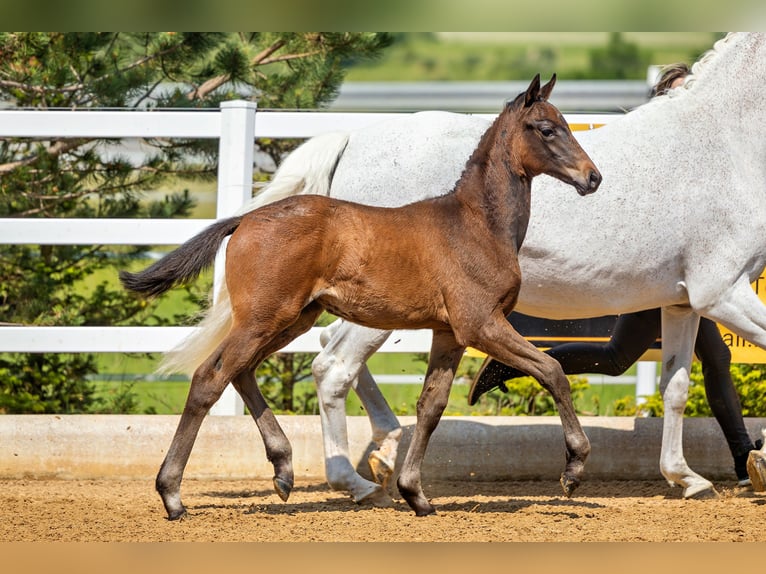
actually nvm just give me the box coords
[368,451,394,488]
[560,473,580,498]
[414,505,437,517]
[746,449,766,491]
[166,508,188,521]
[357,487,394,508]
[683,484,720,500]
[273,477,292,502]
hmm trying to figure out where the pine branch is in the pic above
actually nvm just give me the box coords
[186,38,288,101]
[0,139,87,174]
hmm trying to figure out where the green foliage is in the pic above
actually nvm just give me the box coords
[586,33,652,80]
[256,354,318,415]
[728,364,766,416]
[468,375,592,416]
[622,362,766,418]
[0,32,391,414]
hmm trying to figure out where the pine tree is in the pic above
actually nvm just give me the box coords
[0,32,392,413]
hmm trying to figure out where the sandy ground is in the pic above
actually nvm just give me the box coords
[2,477,765,542]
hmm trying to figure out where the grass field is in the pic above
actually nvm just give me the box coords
[344,32,719,82]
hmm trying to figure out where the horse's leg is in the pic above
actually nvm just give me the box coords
[699,274,766,349]
[472,312,590,496]
[157,304,323,520]
[657,306,718,498]
[231,371,293,501]
[353,359,402,489]
[156,328,265,520]
[230,302,325,502]
[695,276,766,490]
[312,321,399,506]
[397,330,464,516]
[748,429,766,491]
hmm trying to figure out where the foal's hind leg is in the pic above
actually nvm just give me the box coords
[156,330,257,520]
[397,330,465,516]
[156,305,322,520]
[473,312,590,497]
[231,371,293,501]
[313,321,399,506]
[228,302,325,503]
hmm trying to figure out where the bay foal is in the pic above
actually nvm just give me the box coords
[121,74,601,518]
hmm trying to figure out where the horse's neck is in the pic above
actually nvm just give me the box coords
[670,34,765,145]
[452,146,532,249]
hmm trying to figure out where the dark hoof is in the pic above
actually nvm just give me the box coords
[467,357,510,406]
[415,506,437,517]
[166,508,188,521]
[273,476,292,502]
[398,479,435,516]
[560,474,581,498]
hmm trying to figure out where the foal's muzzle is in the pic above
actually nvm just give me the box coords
[577,169,602,196]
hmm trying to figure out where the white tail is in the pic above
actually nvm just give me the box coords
[160,130,351,375]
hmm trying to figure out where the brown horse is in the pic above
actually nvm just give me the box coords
[121,74,601,519]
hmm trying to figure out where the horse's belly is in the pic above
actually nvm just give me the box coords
[515,267,689,319]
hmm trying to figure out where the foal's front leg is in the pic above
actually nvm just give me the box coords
[397,330,464,516]
[476,312,591,496]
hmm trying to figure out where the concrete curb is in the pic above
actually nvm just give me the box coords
[1,415,765,482]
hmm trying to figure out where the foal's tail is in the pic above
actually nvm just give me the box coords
[119,216,243,298]
[157,130,350,376]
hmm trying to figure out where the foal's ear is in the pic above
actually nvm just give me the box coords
[524,73,542,108]
[539,74,557,101]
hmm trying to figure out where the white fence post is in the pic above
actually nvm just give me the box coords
[209,100,257,416]
[635,361,658,406]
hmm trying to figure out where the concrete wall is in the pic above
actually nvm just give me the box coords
[1,415,764,482]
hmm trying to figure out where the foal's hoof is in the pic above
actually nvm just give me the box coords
[166,508,188,521]
[560,473,581,498]
[747,449,766,492]
[358,487,394,508]
[414,505,437,517]
[273,477,292,502]
[683,484,720,500]
[368,451,394,489]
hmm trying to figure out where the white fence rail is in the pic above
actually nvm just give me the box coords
[0,101,619,413]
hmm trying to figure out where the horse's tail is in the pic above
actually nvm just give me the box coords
[157,131,350,376]
[239,130,350,213]
[119,216,243,298]
[158,286,234,376]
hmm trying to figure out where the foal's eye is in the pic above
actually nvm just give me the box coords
[540,127,555,138]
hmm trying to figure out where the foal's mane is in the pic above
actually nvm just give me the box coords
[453,91,528,186]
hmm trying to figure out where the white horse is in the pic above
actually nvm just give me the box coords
[166,33,766,505]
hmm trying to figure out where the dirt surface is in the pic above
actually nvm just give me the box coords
[2,478,765,542]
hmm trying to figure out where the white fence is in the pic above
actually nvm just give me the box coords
[0,101,621,414]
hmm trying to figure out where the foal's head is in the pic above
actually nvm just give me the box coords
[509,74,601,196]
